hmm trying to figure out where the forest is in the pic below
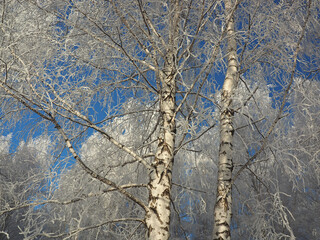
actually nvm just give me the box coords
[0,0,319,239]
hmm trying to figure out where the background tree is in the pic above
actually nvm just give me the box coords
[0,135,54,240]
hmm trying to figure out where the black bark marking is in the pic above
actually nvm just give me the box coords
[161,188,170,197]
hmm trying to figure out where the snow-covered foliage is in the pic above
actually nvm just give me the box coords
[0,0,319,239]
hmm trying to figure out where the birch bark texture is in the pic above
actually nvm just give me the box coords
[213,0,239,239]
[145,1,179,238]
[146,53,176,240]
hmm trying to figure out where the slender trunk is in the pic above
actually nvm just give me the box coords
[145,52,176,240]
[213,0,238,239]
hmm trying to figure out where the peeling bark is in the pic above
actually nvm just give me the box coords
[213,0,239,239]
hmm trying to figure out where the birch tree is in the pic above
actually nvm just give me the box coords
[0,0,319,239]
[212,0,318,239]
[212,0,238,238]
[0,0,222,239]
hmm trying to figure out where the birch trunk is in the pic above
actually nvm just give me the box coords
[145,1,179,238]
[145,52,176,240]
[213,0,238,239]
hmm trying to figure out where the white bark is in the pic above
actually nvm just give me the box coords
[145,1,180,238]
[145,52,177,240]
[213,0,238,239]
